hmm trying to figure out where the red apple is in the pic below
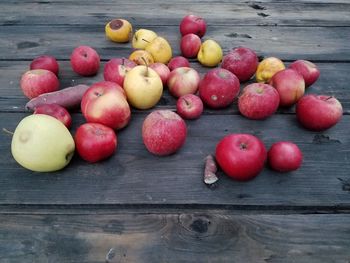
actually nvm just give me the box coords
[180,14,207,38]
[181,33,201,58]
[33,104,72,128]
[221,47,258,82]
[167,67,200,98]
[30,55,59,75]
[198,68,240,108]
[149,63,171,85]
[238,83,280,120]
[81,81,130,130]
[103,58,137,86]
[268,141,303,172]
[20,69,59,99]
[289,60,320,87]
[269,69,305,107]
[70,45,100,76]
[215,134,267,181]
[176,94,203,120]
[296,94,343,131]
[167,56,190,71]
[75,123,117,163]
[142,110,187,156]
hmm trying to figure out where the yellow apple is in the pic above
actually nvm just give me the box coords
[129,50,154,65]
[197,39,223,67]
[256,57,285,83]
[105,19,133,43]
[145,36,172,64]
[11,114,75,172]
[124,65,163,109]
[132,29,158,49]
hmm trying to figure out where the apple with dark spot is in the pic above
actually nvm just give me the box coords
[176,94,203,120]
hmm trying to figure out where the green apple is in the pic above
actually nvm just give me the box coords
[145,36,172,64]
[124,65,163,109]
[197,39,223,67]
[11,114,75,172]
[132,29,158,49]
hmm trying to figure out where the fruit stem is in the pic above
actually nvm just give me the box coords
[142,38,150,43]
[122,58,125,66]
[2,128,14,136]
[325,96,333,101]
[183,98,191,106]
[141,57,149,77]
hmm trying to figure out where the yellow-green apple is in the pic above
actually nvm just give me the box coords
[11,114,75,172]
[167,56,190,71]
[124,65,163,109]
[142,110,187,156]
[81,81,131,130]
[167,67,200,98]
[296,94,343,131]
[180,14,207,38]
[176,94,203,120]
[198,68,240,108]
[105,18,132,43]
[268,142,303,172]
[181,33,201,58]
[238,83,280,120]
[197,39,223,67]
[30,55,59,75]
[256,57,285,83]
[289,60,320,87]
[103,58,137,86]
[74,123,117,163]
[145,36,172,64]
[149,62,171,85]
[215,134,267,181]
[269,69,305,107]
[70,45,100,76]
[128,50,154,65]
[221,47,258,82]
[132,29,158,49]
[20,69,59,99]
[34,103,72,128]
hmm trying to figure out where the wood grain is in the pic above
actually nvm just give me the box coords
[1,113,349,207]
[0,212,349,262]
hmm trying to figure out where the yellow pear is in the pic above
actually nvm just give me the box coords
[124,65,163,109]
[145,36,172,64]
[132,29,158,49]
[197,39,223,67]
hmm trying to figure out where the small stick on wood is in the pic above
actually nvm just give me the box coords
[204,155,219,186]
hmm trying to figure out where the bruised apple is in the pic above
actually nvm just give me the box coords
[142,110,187,156]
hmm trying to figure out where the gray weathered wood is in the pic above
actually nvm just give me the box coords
[0,212,349,263]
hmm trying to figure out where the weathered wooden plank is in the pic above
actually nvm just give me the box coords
[0,212,349,262]
[0,61,349,113]
[0,113,349,206]
[1,1,349,26]
[1,25,349,61]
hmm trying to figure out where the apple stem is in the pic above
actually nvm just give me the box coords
[2,128,14,136]
[122,58,125,66]
[141,57,149,76]
[326,96,333,101]
[183,98,191,106]
[142,38,150,43]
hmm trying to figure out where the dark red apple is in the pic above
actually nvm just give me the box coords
[179,14,207,38]
[34,104,72,128]
[149,63,171,85]
[289,60,320,87]
[221,47,259,82]
[176,94,203,120]
[167,56,190,71]
[70,45,100,76]
[103,58,137,86]
[238,83,280,120]
[215,134,267,181]
[180,33,201,58]
[296,94,343,131]
[268,141,303,172]
[142,110,187,156]
[75,123,117,163]
[30,55,59,75]
[269,69,305,107]
[20,69,59,99]
[198,68,240,108]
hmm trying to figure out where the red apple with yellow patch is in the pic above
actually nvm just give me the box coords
[103,58,137,86]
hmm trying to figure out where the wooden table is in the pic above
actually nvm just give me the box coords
[1,0,350,262]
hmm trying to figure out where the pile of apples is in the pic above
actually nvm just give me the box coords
[11,15,343,183]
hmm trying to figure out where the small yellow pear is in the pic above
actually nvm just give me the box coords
[132,29,158,49]
[145,36,172,64]
[197,39,223,67]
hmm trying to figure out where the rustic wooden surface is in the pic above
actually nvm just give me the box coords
[1,0,350,262]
